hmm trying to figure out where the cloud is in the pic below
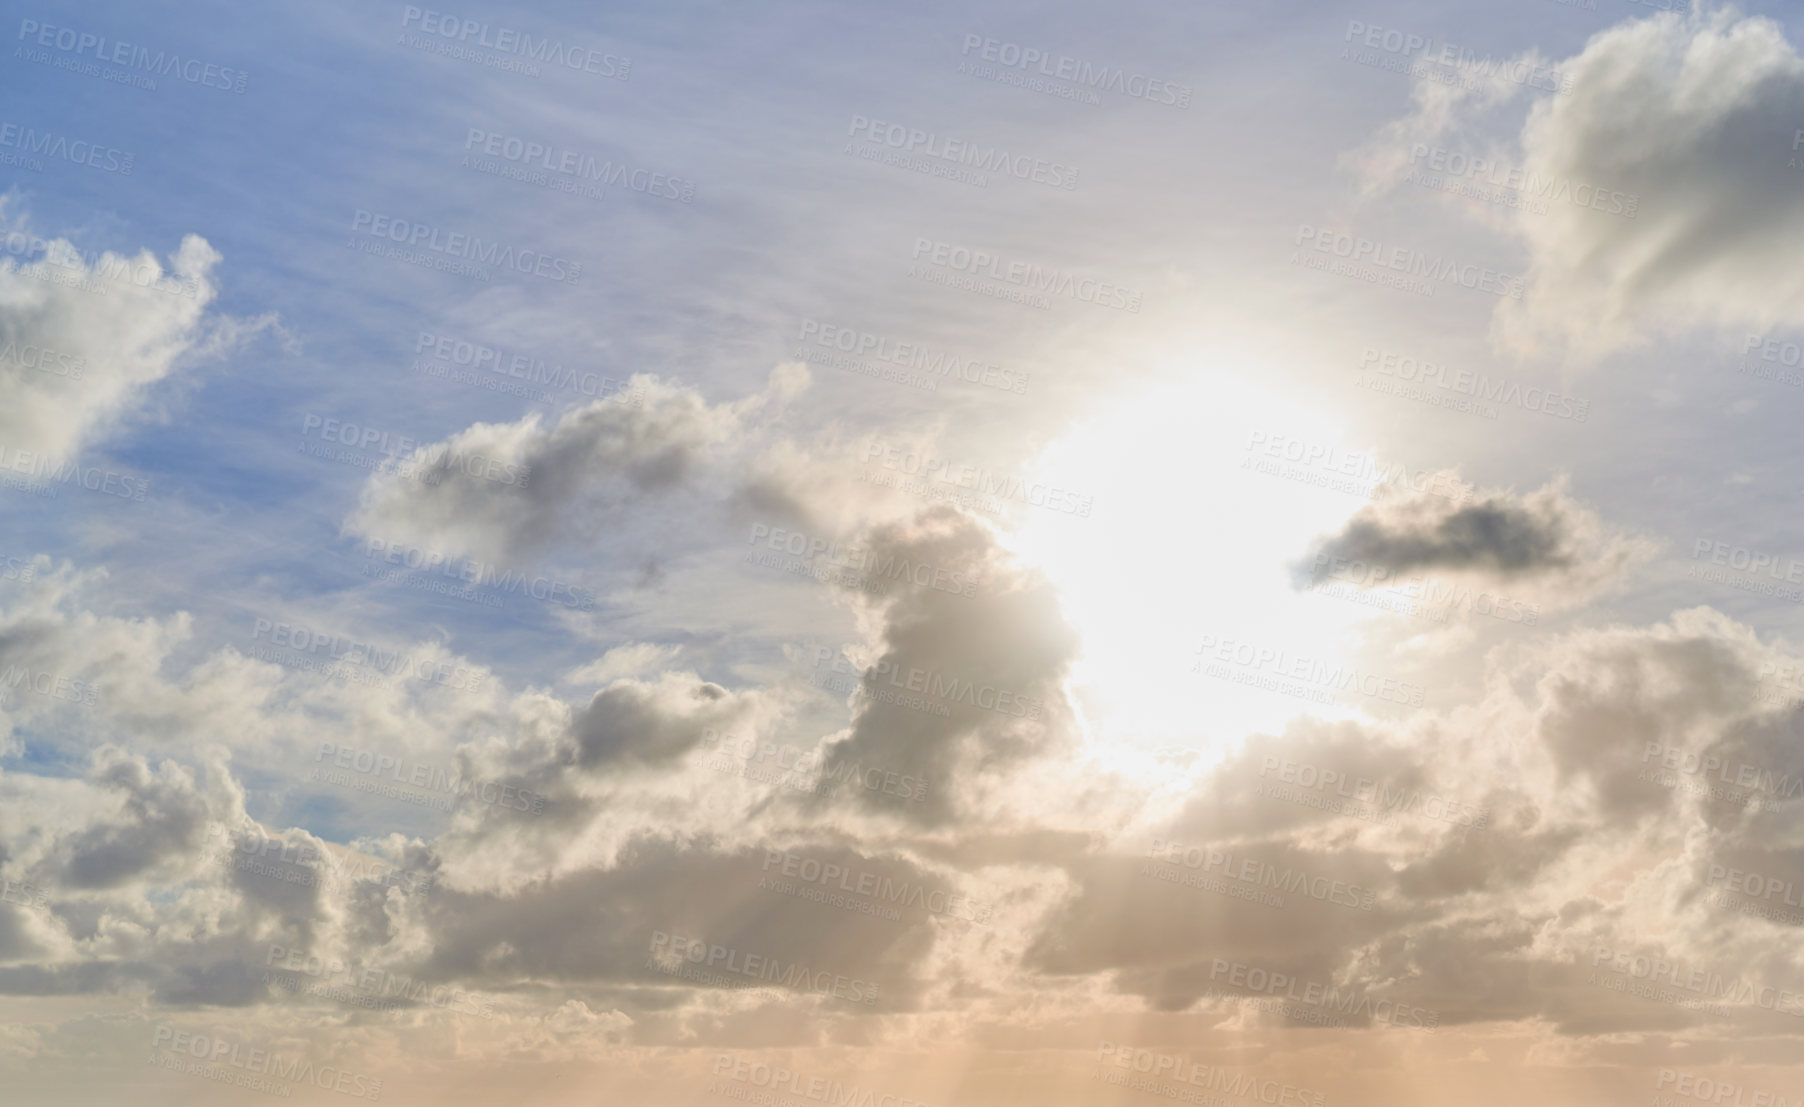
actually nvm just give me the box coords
[1019,605,1804,1031]
[807,507,1080,828]
[1295,475,1652,605]
[405,838,937,1010]
[1348,6,1804,359]
[4,556,1804,1046]
[0,215,226,459]
[567,644,684,686]
[51,749,213,890]
[566,671,776,771]
[344,366,809,565]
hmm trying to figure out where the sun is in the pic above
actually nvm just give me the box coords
[1003,364,1384,765]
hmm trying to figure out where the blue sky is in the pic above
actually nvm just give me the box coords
[8,0,1804,1103]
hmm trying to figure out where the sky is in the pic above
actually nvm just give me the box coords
[4,0,1804,1103]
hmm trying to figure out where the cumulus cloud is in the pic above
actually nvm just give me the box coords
[1295,475,1652,606]
[404,838,936,1010]
[50,749,213,890]
[0,215,229,459]
[0,558,508,783]
[5,551,1804,1048]
[1347,6,1804,359]
[1020,605,1804,1032]
[806,507,1080,828]
[566,671,775,770]
[725,430,925,539]
[344,365,809,564]
[0,440,1781,1056]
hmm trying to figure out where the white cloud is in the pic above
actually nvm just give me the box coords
[344,366,810,565]
[568,643,684,685]
[0,214,226,459]
[1348,6,1804,360]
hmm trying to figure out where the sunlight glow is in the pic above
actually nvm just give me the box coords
[1006,364,1386,763]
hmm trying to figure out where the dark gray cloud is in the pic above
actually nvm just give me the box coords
[51,749,210,891]
[1313,498,1567,577]
[568,672,763,770]
[1296,477,1649,604]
